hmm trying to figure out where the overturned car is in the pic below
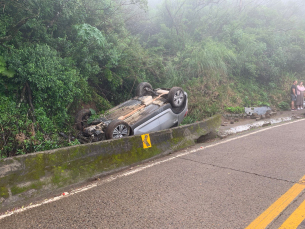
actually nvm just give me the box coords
[76,82,188,143]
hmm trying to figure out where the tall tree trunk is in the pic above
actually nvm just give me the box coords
[26,82,36,123]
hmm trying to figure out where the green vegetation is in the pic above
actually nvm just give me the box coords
[278,101,291,111]
[1,0,304,157]
[225,106,244,114]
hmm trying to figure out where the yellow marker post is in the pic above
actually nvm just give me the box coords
[141,134,152,149]
[279,199,305,229]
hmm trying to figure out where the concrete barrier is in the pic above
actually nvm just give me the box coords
[0,114,221,211]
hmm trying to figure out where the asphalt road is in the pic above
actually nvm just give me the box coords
[1,119,305,228]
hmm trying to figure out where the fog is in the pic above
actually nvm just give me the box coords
[147,0,162,8]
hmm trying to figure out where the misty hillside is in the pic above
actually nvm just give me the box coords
[1,0,305,156]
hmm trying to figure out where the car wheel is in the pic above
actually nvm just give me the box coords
[76,109,91,130]
[136,82,153,96]
[105,120,130,139]
[168,87,185,108]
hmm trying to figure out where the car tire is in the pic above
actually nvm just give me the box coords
[136,82,153,96]
[76,109,91,130]
[105,120,130,139]
[168,87,185,108]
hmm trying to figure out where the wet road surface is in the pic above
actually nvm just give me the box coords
[1,119,305,228]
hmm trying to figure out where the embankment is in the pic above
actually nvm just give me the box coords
[0,114,221,211]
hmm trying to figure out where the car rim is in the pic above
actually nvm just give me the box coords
[173,90,184,106]
[112,124,128,138]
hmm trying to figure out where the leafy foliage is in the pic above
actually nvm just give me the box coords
[1,0,305,156]
[225,106,245,114]
[0,0,151,157]
[278,101,290,111]
[6,44,80,117]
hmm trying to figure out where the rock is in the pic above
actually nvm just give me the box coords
[256,118,260,121]
[221,122,228,126]
[197,132,217,143]
[234,118,239,122]
[251,113,259,119]
[217,132,228,139]
[270,112,277,116]
[261,115,266,119]
[265,114,271,118]
[230,121,234,124]
[218,135,228,139]
[262,122,271,127]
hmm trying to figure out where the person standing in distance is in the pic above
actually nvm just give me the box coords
[296,81,305,110]
[291,80,297,111]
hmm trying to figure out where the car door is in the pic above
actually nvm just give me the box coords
[158,108,179,130]
[133,114,161,135]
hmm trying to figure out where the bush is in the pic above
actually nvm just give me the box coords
[6,44,81,123]
[225,106,244,113]
[0,96,19,158]
[0,95,79,158]
[278,101,290,111]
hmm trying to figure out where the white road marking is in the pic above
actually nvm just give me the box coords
[0,118,304,220]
